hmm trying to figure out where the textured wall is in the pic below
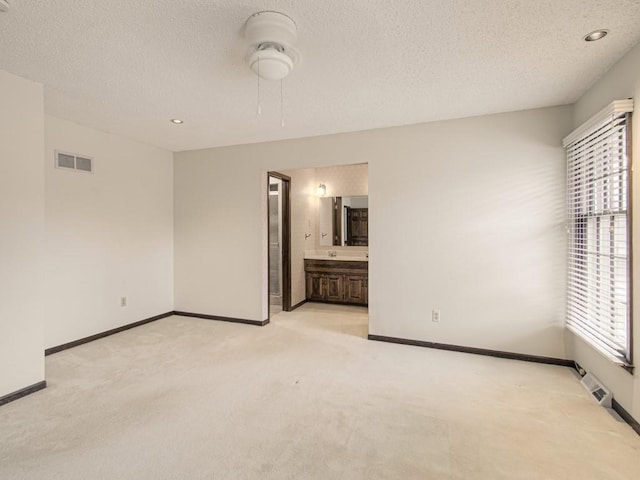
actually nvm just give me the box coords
[315,164,368,198]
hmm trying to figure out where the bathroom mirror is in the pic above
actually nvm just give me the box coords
[319,196,368,246]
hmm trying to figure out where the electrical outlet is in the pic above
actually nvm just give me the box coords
[120,296,127,307]
[432,309,440,322]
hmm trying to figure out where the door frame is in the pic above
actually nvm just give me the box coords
[267,171,291,316]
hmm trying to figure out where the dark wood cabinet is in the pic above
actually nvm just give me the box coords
[325,275,344,302]
[346,208,368,246]
[304,260,368,306]
[306,272,325,302]
[344,275,367,304]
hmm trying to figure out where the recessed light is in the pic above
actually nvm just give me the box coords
[170,118,184,124]
[584,29,608,42]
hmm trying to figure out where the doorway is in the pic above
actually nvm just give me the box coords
[268,172,291,317]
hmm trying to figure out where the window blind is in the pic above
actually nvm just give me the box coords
[563,99,633,365]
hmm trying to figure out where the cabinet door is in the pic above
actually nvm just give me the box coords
[325,275,344,302]
[346,208,368,246]
[344,275,367,305]
[362,276,368,305]
[306,273,325,301]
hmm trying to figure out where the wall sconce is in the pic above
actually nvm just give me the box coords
[317,184,326,196]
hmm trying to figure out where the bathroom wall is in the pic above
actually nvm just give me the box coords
[565,41,640,420]
[314,163,369,199]
[279,168,317,307]
[0,71,45,398]
[174,104,571,360]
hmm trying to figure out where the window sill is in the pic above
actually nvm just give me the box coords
[567,326,634,375]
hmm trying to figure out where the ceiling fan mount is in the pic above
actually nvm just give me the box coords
[244,11,299,81]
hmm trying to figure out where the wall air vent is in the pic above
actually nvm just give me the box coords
[580,372,612,408]
[55,151,93,173]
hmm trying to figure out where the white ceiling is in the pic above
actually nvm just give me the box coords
[1,1,639,152]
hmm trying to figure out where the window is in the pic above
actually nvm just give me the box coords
[564,100,633,367]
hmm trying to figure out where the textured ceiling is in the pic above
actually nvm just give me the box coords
[1,1,639,152]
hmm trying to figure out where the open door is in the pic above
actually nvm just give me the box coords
[267,172,291,317]
[346,207,368,246]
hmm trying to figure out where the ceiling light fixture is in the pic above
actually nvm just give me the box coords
[245,11,298,81]
[244,11,299,126]
[170,119,184,124]
[583,29,608,42]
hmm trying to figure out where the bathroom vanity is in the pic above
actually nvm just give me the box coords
[304,256,368,306]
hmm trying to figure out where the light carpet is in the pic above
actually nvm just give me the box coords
[0,303,638,479]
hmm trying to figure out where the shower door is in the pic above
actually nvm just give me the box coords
[269,179,283,313]
[267,173,291,316]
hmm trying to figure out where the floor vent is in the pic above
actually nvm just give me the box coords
[55,151,93,173]
[580,372,612,407]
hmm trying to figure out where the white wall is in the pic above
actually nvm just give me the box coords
[174,148,266,320]
[369,108,570,356]
[174,105,571,359]
[44,116,174,349]
[567,42,640,419]
[0,71,45,397]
